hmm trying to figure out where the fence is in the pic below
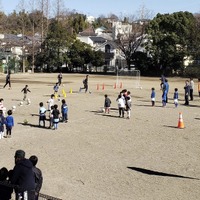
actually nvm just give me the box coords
[0,181,62,200]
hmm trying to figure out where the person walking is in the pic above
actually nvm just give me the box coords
[11,150,35,200]
[3,71,11,89]
[29,155,43,200]
[57,72,62,86]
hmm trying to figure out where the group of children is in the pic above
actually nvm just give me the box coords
[0,98,14,139]
[104,89,132,119]
[39,94,68,130]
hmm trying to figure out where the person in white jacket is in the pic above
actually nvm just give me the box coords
[117,94,125,118]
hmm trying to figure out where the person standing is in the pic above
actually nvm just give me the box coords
[198,78,200,97]
[151,88,155,106]
[117,94,125,118]
[29,155,43,200]
[79,75,89,93]
[104,94,111,114]
[11,150,35,200]
[47,94,54,111]
[52,104,60,130]
[57,72,62,86]
[61,99,68,122]
[21,85,31,101]
[39,102,46,127]
[0,110,5,139]
[184,80,190,105]
[5,110,14,138]
[3,71,11,89]
[189,78,194,101]
[173,88,179,108]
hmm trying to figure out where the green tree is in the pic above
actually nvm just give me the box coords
[146,11,198,75]
[41,19,74,71]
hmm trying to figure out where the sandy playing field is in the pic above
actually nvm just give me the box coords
[0,73,200,200]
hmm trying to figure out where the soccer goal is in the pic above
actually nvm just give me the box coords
[116,69,141,89]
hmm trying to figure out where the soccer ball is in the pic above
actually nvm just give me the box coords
[89,91,92,94]
[23,119,28,124]
[12,105,16,111]
[19,101,23,106]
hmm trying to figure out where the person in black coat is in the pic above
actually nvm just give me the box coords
[0,167,13,200]
[11,150,35,200]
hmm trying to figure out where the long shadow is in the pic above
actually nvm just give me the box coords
[127,167,199,180]
[163,125,179,129]
[11,99,22,102]
[195,118,200,120]
[18,122,50,129]
[102,114,125,119]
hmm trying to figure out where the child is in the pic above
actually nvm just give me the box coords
[174,88,179,107]
[49,105,54,129]
[5,110,14,138]
[0,110,5,139]
[104,94,111,114]
[47,94,55,111]
[117,94,125,118]
[53,83,59,95]
[21,85,31,101]
[151,88,155,106]
[52,104,60,130]
[61,99,68,122]
[39,102,46,127]
[126,96,132,119]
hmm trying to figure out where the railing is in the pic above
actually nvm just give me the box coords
[0,181,62,200]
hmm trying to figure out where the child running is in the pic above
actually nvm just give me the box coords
[21,85,31,101]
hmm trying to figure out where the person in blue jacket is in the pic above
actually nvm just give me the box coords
[5,110,14,138]
[151,88,156,106]
[11,150,35,200]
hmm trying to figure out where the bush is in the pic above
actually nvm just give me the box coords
[182,65,200,78]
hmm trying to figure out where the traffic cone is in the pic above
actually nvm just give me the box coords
[120,82,123,89]
[70,88,73,94]
[102,83,105,90]
[178,112,184,129]
[97,84,99,90]
[114,83,116,89]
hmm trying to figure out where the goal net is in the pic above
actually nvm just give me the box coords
[117,69,141,89]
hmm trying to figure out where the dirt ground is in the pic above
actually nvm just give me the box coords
[0,73,200,200]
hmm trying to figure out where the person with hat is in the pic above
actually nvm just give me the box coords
[11,150,35,200]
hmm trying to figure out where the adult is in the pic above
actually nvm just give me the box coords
[189,78,194,101]
[184,80,190,105]
[162,79,169,105]
[57,72,62,86]
[3,71,11,89]
[11,150,35,200]
[160,74,166,90]
[79,75,89,93]
[29,155,43,200]
[0,167,13,200]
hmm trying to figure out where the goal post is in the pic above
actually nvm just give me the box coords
[116,69,141,89]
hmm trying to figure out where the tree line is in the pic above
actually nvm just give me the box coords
[0,1,200,76]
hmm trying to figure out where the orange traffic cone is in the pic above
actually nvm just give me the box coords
[97,84,99,90]
[102,83,105,90]
[114,83,116,89]
[178,112,184,129]
[120,82,123,89]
